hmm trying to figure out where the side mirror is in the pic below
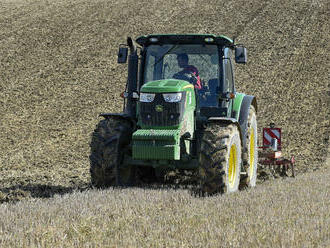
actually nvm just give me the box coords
[117,47,128,64]
[235,46,247,64]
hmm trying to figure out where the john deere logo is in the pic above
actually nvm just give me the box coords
[155,105,163,112]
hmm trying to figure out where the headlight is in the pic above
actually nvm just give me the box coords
[140,93,155,102]
[163,93,182,102]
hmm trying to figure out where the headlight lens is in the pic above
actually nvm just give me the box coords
[163,93,182,102]
[140,93,155,102]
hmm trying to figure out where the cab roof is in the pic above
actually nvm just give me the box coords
[136,34,234,47]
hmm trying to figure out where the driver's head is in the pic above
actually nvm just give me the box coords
[177,53,189,68]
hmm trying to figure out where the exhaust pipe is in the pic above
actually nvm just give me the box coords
[125,37,138,118]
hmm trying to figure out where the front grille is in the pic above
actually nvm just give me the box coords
[139,92,186,126]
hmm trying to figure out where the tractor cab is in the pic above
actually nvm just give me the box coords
[118,34,248,120]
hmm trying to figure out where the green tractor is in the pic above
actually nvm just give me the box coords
[90,34,258,195]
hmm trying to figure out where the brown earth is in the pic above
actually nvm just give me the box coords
[0,0,329,203]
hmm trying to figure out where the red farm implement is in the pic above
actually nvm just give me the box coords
[258,123,295,177]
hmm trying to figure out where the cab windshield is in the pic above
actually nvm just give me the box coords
[143,44,220,107]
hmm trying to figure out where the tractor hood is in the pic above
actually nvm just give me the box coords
[137,79,196,129]
[140,79,194,93]
[134,79,196,161]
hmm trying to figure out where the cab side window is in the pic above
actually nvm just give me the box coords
[224,57,234,93]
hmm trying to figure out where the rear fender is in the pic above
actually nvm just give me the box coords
[100,112,135,122]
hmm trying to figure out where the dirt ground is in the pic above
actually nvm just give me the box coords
[0,0,329,202]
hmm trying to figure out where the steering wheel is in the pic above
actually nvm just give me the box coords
[173,71,197,85]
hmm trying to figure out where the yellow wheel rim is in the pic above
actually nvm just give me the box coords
[249,127,255,179]
[228,144,237,187]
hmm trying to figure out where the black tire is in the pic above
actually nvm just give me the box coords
[241,106,258,187]
[199,123,242,195]
[89,118,136,188]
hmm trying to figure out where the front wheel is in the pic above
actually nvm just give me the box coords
[199,123,242,195]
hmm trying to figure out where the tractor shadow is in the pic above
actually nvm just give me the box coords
[0,167,292,204]
[0,183,90,204]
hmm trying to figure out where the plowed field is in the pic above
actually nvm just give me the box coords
[0,0,329,201]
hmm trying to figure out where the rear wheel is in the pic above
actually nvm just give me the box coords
[199,123,241,195]
[89,118,136,187]
[241,106,258,187]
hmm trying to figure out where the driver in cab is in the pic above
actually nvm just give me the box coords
[173,53,202,89]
